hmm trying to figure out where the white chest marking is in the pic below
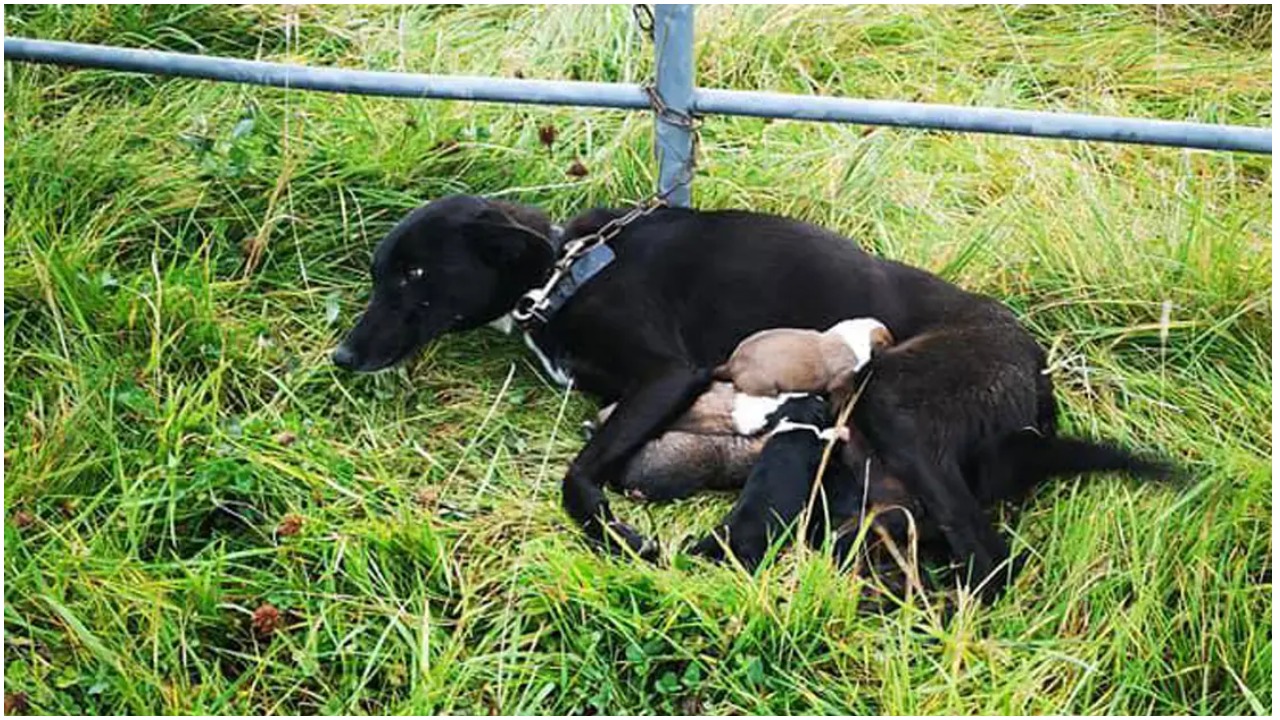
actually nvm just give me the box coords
[768,419,840,441]
[522,331,574,387]
[490,312,574,388]
[487,314,515,335]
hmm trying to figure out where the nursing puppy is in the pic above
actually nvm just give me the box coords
[714,318,894,396]
[684,394,837,569]
[680,393,923,576]
[606,317,894,501]
[596,382,761,501]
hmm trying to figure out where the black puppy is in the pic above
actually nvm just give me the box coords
[333,195,1172,600]
[684,394,836,570]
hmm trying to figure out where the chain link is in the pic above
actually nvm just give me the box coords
[512,196,668,326]
[631,4,655,41]
[644,82,702,202]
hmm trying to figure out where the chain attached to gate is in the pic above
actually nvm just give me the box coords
[642,81,701,202]
[631,3,655,41]
[636,3,701,203]
[511,196,668,326]
[511,5,702,329]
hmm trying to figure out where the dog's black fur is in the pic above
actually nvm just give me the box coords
[334,195,1174,600]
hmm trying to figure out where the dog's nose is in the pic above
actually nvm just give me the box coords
[331,344,357,370]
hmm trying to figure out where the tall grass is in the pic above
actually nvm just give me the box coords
[3,5,1271,714]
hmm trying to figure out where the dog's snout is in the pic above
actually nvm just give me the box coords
[331,344,357,370]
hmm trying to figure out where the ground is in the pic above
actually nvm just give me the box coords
[2,5,1271,714]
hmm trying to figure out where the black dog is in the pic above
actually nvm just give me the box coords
[333,195,1171,600]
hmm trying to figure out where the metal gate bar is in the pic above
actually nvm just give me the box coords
[5,6,1272,209]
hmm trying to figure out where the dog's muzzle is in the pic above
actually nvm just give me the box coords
[331,344,357,370]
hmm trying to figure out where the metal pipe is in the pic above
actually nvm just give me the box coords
[653,5,696,206]
[5,36,1272,155]
[694,88,1272,154]
[3,36,651,110]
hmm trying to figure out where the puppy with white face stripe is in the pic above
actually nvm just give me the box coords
[681,393,839,569]
[714,318,894,398]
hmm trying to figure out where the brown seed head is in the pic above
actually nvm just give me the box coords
[538,124,558,148]
[5,691,29,715]
[251,603,283,637]
[276,514,304,537]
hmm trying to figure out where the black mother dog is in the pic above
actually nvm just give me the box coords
[333,195,1168,600]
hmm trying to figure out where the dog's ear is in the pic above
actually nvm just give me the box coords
[466,203,551,266]
[467,223,537,266]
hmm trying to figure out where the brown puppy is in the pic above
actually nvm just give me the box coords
[714,318,894,396]
[596,382,768,501]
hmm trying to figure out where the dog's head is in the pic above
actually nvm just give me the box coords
[332,195,555,372]
[764,393,831,429]
[825,317,894,372]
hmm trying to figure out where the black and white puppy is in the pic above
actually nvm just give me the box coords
[683,394,838,570]
[333,195,1173,601]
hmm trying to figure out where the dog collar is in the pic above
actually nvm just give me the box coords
[513,225,616,329]
[539,237,615,323]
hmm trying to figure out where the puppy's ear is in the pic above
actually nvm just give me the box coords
[870,326,895,356]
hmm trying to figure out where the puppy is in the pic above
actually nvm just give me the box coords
[598,381,819,503]
[684,394,836,570]
[660,386,926,578]
[603,320,895,503]
[595,382,763,501]
[714,318,894,396]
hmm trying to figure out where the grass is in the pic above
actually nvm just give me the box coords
[2,4,1271,714]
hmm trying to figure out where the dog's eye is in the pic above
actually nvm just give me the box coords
[406,267,425,281]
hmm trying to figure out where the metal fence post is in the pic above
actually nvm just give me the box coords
[653,4,695,206]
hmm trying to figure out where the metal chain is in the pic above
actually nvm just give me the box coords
[511,197,667,326]
[635,4,701,203]
[631,4,655,41]
[511,5,702,328]
[642,82,701,202]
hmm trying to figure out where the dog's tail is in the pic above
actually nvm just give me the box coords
[976,432,1182,505]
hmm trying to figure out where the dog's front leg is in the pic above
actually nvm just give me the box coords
[563,365,713,561]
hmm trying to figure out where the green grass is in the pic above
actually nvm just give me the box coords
[3,4,1271,714]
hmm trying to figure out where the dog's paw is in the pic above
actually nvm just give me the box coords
[684,531,729,563]
[602,521,661,563]
[685,529,773,571]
